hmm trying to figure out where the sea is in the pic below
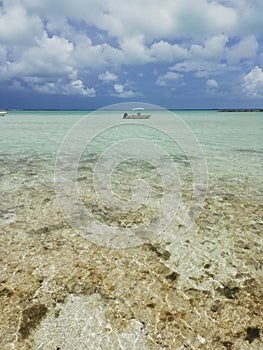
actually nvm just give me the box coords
[0,109,262,349]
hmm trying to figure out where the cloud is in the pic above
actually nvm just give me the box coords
[206,79,219,89]
[0,34,75,80]
[170,34,229,78]
[226,35,258,64]
[0,1,263,104]
[98,70,118,82]
[242,66,263,97]
[156,71,183,87]
[114,84,124,93]
[69,79,96,96]
[172,60,227,78]
[230,0,263,36]
[35,79,96,97]
[120,35,152,64]
[0,4,43,44]
[72,35,124,68]
[0,45,6,64]
[65,0,238,42]
[149,41,188,62]
[164,34,229,82]
[190,34,228,60]
[113,83,136,98]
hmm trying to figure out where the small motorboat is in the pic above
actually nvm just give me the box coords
[123,112,151,119]
[0,110,7,117]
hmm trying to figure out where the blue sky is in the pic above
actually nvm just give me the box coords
[1,0,263,109]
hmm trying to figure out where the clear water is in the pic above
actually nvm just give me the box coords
[2,110,262,172]
[1,110,262,349]
[1,109,262,198]
[1,109,262,241]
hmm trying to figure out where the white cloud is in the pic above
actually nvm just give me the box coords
[35,79,96,97]
[120,35,152,64]
[114,84,123,94]
[76,0,237,42]
[190,34,228,60]
[72,35,124,68]
[243,66,263,97]
[0,4,43,44]
[113,83,136,98]
[171,60,227,78]
[0,46,7,64]
[156,71,183,87]
[98,70,118,82]
[149,41,188,62]
[206,79,219,89]
[3,1,239,43]
[70,79,96,96]
[169,34,229,78]
[0,0,263,102]
[226,35,258,64]
[0,34,75,80]
[229,0,263,36]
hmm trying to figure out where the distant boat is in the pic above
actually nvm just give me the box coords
[0,110,7,117]
[123,111,151,119]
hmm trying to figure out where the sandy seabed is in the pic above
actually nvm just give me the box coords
[0,153,262,350]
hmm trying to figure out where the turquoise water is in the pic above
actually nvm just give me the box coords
[0,110,263,243]
[1,109,263,349]
[0,109,262,212]
[1,109,262,189]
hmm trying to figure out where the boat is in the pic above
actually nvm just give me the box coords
[123,111,151,119]
[0,110,7,117]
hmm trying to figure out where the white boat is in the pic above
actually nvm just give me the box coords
[123,110,151,119]
[0,110,7,116]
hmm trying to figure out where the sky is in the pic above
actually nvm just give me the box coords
[0,0,263,109]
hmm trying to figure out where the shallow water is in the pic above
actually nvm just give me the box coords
[0,110,262,349]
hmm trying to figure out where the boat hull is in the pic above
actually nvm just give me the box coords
[123,114,151,119]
